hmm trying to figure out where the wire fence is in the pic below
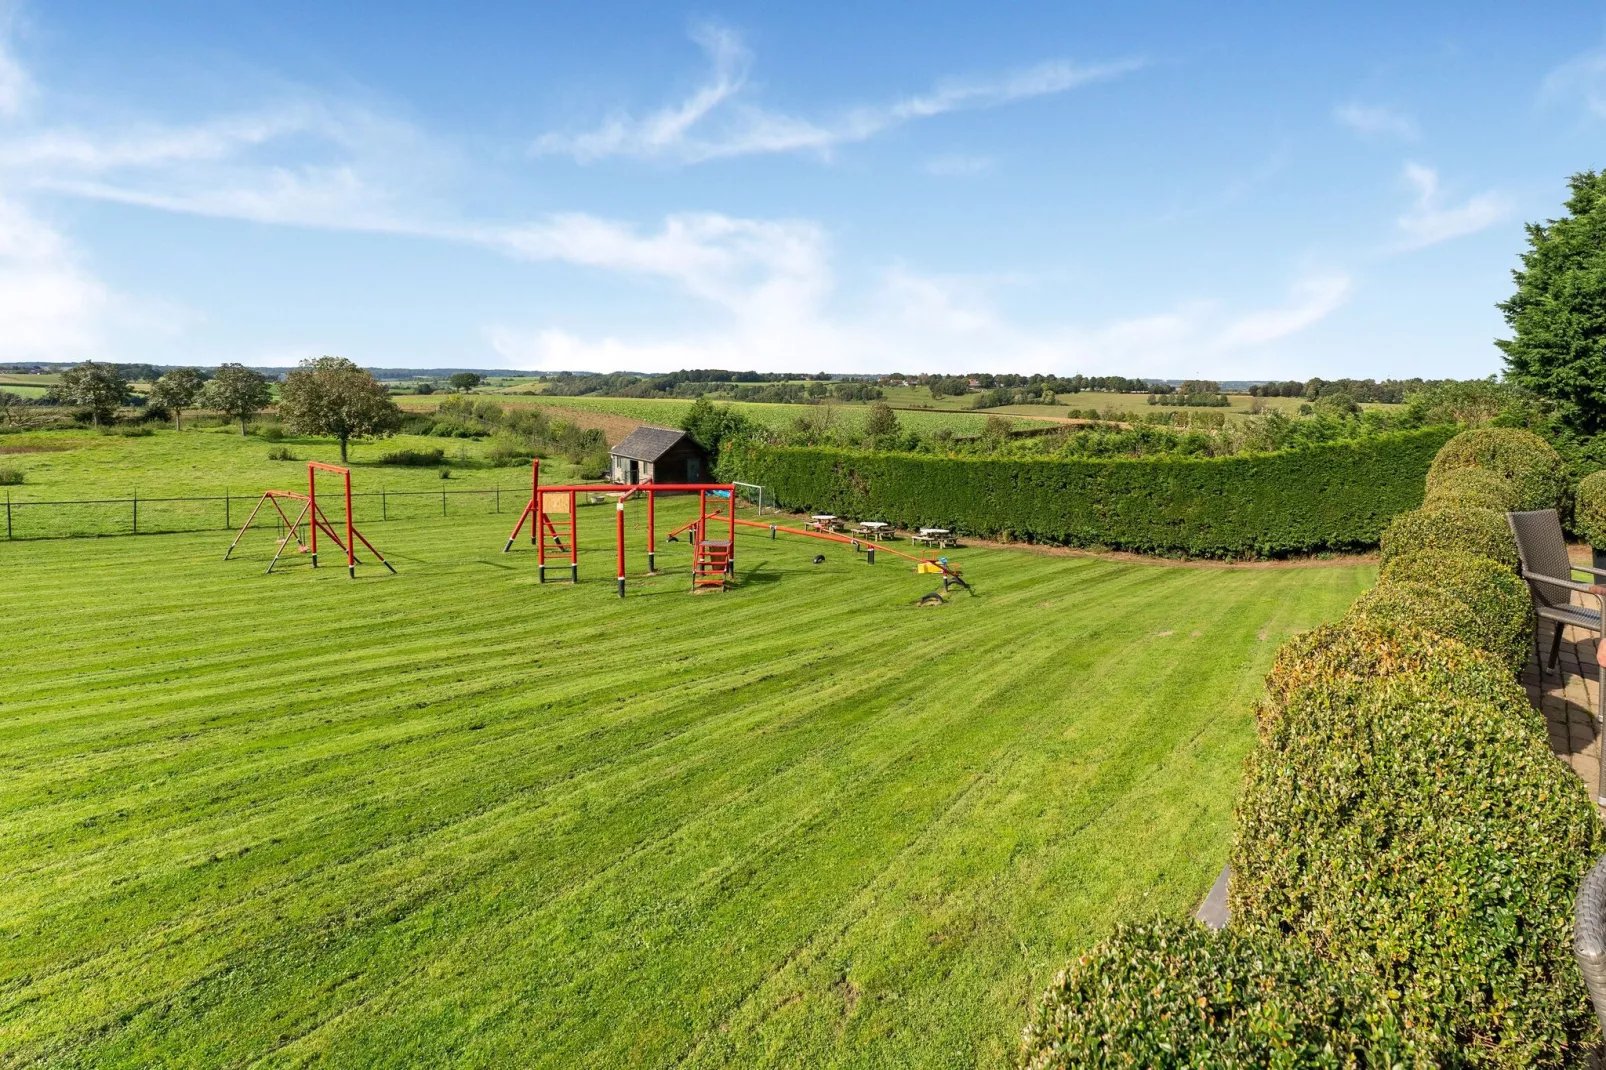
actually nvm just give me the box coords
[1,486,529,541]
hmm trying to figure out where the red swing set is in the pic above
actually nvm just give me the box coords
[502,459,737,595]
[224,461,396,577]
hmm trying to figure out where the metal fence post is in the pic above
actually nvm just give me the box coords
[442,487,447,517]
[132,492,138,535]
[496,486,500,513]
[5,491,10,540]
[382,489,387,521]
[225,489,230,529]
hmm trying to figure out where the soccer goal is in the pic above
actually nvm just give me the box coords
[733,481,768,515]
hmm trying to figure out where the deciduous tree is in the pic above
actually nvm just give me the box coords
[148,368,206,430]
[448,372,482,392]
[278,356,402,462]
[202,364,273,435]
[56,362,129,426]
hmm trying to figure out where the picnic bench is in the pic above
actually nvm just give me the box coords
[911,527,956,549]
[808,514,842,533]
[853,521,891,541]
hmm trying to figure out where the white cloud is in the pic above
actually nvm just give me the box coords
[1333,102,1417,140]
[1395,162,1509,249]
[1210,274,1351,351]
[923,154,994,177]
[532,23,1141,164]
[0,195,112,358]
[1541,46,1606,118]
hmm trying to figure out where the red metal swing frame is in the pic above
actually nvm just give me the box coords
[502,459,737,595]
[223,462,395,578]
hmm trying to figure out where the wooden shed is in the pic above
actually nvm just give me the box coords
[608,425,710,485]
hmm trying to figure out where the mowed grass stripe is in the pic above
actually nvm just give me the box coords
[0,511,1369,1066]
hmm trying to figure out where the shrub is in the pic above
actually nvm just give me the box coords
[1424,466,1523,512]
[485,439,534,467]
[723,427,1453,558]
[113,425,153,437]
[255,423,286,442]
[0,467,22,485]
[1377,550,1533,674]
[1018,918,1436,1069]
[429,419,483,439]
[266,446,296,461]
[379,447,446,467]
[1233,635,1603,1067]
[1348,578,1528,676]
[398,412,435,436]
[1378,506,1518,570]
[1576,470,1606,547]
[1427,427,1570,514]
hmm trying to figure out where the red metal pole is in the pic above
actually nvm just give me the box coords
[616,498,626,598]
[536,489,546,581]
[308,464,318,567]
[344,468,355,578]
[569,490,578,583]
[646,490,656,572]
[530,458,540,544]
[727,486,735,575]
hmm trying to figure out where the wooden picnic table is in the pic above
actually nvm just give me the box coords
[911,527,956,548]
[854,521,891,541]
[809,514,842,533]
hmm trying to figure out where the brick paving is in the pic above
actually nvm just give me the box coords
[1525,548,1605,804]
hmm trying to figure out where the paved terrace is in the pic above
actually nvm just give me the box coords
[1529,548,1605,803]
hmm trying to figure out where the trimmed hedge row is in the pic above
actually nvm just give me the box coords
[1018,919,1438,1068]
[1022,426,1599,1068]
[723,427,1454,558]
[1231,621,1602,1067]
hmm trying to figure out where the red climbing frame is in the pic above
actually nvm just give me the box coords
[502,459,737,595]
[223,463,395,578]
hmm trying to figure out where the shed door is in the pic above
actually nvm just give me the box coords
[687,456,702,482]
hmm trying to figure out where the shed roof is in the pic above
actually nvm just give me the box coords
[610,425,694,462]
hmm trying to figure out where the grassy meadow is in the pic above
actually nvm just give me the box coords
[0,477,1373,1065]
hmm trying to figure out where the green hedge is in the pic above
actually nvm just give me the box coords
[722,427,1453,558]
[1378,506,1519,570]
[1576,470,1606,547]
[1424,466,1524,512]
[1349,578,1529,676]
[1428,427,1571,514]
[1232,620,1603,1068]
[1377,550,1533,675]
[1018,919,1437,1069]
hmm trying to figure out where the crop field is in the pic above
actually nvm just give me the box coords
[0,490,1371,1066]
[457,392,1038,436]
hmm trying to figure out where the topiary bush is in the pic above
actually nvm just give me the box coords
[1427,427,1570,514]
[1377,550,1533,675]
[1232,644,1604,1068]
[1349,578,1528,676]
[1017,918,1437,1069]
[1378,506,1518,570]
[1424,466,1523,512]
[1576,470,1606,548]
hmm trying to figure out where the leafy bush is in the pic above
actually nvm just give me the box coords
[0,467,22,485]
[1233,623,1603,1067]
[1576,470,1606,547]
[1018,919,1436,1069]
[1348,578,1528,675]
[379,447,446,467]
[255,423,286,442]
[428,419,483,439]
[1427,427,1570,514]
[1424,466,1523,512]
[485,438,534,467]
[1376,550,1533,674]
[113,425,153,437]
[1378,506,1518,570]
[723,428,1452,558]
[266,446,296,461]
[398,412,435,436]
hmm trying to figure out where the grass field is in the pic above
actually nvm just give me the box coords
[467,392,1039,436]
[0,499,1372,1066]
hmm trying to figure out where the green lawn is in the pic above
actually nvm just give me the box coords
[0,498,1371,1066]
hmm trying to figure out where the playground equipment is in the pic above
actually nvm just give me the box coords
[503,460,739,594]
[502,459,968,599]
[224,462,395,578]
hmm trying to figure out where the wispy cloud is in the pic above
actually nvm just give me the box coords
[532,23,1142,164]
[923,154,994,177]
[1395,163,1509,249]
[1541,46,1606,118]
[1333,102,1417,140]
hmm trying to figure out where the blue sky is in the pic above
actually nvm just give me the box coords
[1,2,1604,378]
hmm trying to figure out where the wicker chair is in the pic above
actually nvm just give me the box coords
[1508,510,1606,677]
[1575,855,1606,1036]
